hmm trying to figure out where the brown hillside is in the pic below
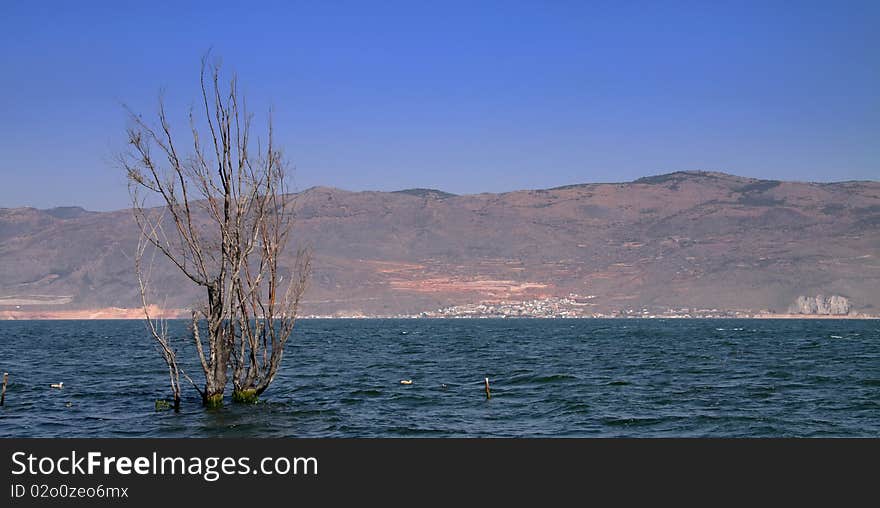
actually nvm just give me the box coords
[1,171,878,317]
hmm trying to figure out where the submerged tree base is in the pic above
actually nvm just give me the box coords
[232,389,259,404]
[204,393,224,408]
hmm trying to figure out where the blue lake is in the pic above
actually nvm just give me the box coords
[0,319,878,437]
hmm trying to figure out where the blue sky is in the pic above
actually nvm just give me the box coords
[1,0,877,210]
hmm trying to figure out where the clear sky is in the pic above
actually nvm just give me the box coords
[1,0,877,210]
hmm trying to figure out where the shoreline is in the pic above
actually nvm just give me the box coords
[1,310,877,321]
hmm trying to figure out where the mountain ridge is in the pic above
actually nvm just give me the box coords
[8,170,877,213]
[1,171,878,317]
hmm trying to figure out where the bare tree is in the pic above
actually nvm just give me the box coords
[134,227,183,411]
[122,56,311,407]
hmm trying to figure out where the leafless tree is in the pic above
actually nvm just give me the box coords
[133,220,203,411]
[122,56,311,407]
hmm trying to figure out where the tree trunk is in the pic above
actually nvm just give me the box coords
[202,284,230,407]
[1,372,8,406]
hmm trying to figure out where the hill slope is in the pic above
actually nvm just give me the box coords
[1,171,878,317]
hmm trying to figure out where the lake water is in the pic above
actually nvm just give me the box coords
[0,319,877,437]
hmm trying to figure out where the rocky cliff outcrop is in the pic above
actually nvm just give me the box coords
[789,295,851,315]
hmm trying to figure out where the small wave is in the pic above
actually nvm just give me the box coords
[506,373,577,385]
[749,385,777,397]
[534,374,577,383]
[830,335,844,339]
[601,416,664,427]
[384,426,448,436]
[607,380,631,386]
[766,370,793,379]
[349,389,383,397]
[559,401,590,414]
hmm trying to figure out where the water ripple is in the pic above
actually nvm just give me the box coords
[0,318,878,437]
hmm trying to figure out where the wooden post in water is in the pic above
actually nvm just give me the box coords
[1,373,8,406]
[484,377,491,399]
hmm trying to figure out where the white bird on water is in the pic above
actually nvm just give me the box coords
[50,382,63,389]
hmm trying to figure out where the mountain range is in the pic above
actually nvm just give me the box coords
[1,171,878,318]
